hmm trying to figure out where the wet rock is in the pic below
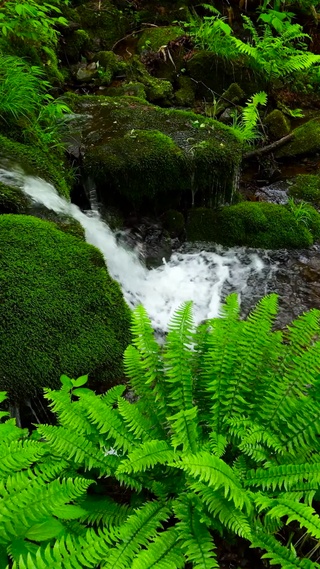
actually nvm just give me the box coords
[264,109,291,140]
[64,94,242,214]
[255,181,289,204]
[75,62,99,82]
[276,119,320,159]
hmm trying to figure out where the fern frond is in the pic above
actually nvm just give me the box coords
[0,440,46,476]
[76,393,135,453]
[117,399,163,442]
[258,496,320,539]
[164,301,194,413]
[251,527,320,569]
[78,495,132,527]
[168,407,200,453]
[43,387,95,435]
[131,527,185,569]
[102,500,171,569]
[246,462,320,492]
[191,483,252,539]
[37,425,119,476]
[173,497,218,569]
[172,452,251,511]
[117,440,175,475]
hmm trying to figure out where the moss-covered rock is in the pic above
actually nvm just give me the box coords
[0,215,131,402]
[0,182,31,214]
[125,57,173,104]
[137,25,184,53]
[217,83,245,114]
[175,76,195,107]
[0,135,71,198]
[264,110,291,141]
[186,202,316,248]
[93,51,127,85]
[276,119,320,159]
[186,51,261,98]
[289,174,320,205]
[162,209,185,237]
[63,29,91,63]
[104,81,147,99]
[66,94,242,212]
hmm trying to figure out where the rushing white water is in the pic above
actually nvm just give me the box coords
[1,167,266,331]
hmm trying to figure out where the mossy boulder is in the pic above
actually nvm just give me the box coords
[137,25,184,53]
[264,110,291,141]
[217,83,245,114]
[289,174,320,205]
[0,135,71,198]
[276,119,320,159]
[63,29,91,63]
[66,94,242,212]
[0,215,131,402]
[186,202,317,248]
[175,76,195,107]
[104,81,147,99]
[125,57,173,104]
[0,182,31,214]
[186,51,261,98]
[93,51,126,85]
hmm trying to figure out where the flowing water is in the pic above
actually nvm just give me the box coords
[1,167,278,331]
[5,166,320,331]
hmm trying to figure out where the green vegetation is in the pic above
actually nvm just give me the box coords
[289,174,320,205]
[276,120,320,158]
[137,25,184,53]
[0,215,131,402]
[0,182,31,213]
[264,109,291,140]
[186,201,320,248]
[2,297,320,568]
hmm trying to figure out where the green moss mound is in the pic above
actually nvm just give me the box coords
[276,119,320,159]
[186,202,316,248]
[0,135,71,198]
[264,109,291,140]
[289,174,320,205]
[0,182,31,213]
[66,94,242,211]
[0,215,131,402]
[137,26,184,53]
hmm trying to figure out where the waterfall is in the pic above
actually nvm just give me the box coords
[1,167,267,332]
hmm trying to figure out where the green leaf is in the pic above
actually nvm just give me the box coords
[72,375,88,388]
[60,375,73,389]
[54,505,88,520]
[25,518,64,541]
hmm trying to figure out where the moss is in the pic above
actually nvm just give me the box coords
[93,51,126,85]
[186,202,314,248]
[63,29,91,63]
[276,119,320,159]
[289,174,320,205]
[186,51,262,98]
[125,57,173,104]
[162,209,185,237]
[0,215,131,402]
[66,95,242,211]
[76,0,127,51]
[217,83,245,114]
[137,25,184,53]
[264,110,291,141]
[104,82,147,99]
[175,76,195,107]
[0,135,71,198]
[0,182,31,214]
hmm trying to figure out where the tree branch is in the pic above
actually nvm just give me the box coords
[243,132,294,160]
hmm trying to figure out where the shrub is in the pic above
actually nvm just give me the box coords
[0,215,131,402]
[2,296,320,568]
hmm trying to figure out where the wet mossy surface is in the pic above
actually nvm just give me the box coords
[0,135,71,198]
[289,174,320,205]
[65,94,242,211]
[186,202,317,248]
[137,25,184,53]
[264,110,291,141]
[75,0,128,51]
[0,215,131,402]
[276,119,320,159]
[0,182,31,214]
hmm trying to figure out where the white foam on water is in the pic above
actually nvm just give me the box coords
[1,168,266,331]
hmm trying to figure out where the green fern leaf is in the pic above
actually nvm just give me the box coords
[132,527,184,569]
[117,440,175,475]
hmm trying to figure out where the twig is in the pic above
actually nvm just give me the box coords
[112,24,158,51]
[243,132,294,160]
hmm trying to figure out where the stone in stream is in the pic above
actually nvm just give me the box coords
[65,94,242,214]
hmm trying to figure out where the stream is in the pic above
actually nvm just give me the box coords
[3,166,320,331]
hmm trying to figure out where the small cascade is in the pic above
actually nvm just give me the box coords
[0,168,269,332]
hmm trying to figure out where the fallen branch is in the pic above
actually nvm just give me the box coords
[243,132,294,160]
